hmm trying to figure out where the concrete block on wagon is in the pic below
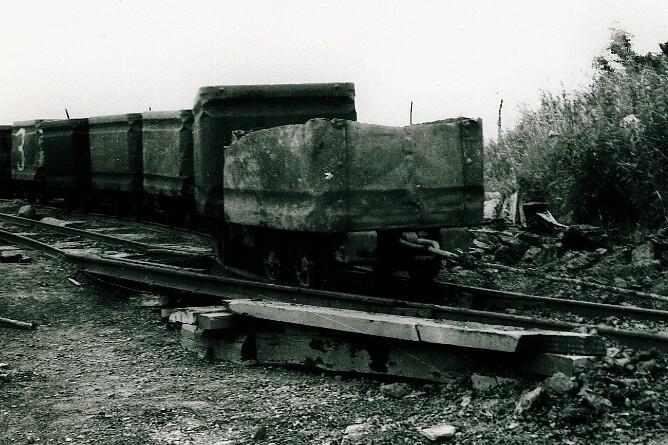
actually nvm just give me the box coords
[0,125,12,196]
[38,118,90,199]
[88,113,143,194]
[223,117,484,232]
[141,110,194,198]
[11,120,52,202]
[192,82,357,218]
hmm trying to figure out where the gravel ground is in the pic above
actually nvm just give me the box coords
[2,238,668,443]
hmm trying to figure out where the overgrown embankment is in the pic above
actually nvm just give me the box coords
[487,30,668,233]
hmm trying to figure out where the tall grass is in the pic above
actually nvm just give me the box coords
[487,30,668,231]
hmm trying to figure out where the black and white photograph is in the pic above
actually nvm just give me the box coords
[1,1,667,443]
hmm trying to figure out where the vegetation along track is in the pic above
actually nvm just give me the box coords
[0,205,667,353]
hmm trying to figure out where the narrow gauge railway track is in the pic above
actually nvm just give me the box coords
[0,211,214,270]
[0,198,212,239]
[0,217,667,353]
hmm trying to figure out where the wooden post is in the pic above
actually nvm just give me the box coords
[497,98,503,140]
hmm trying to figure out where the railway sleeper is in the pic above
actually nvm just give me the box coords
[168,304,600,381]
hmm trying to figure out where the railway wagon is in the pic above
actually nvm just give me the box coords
[141,110,194,220]
[37,118,90,206]
[0,126,11,196]
[224,117,484,286]
[192,82,357,218]
[11,120,46,202]
[88,113,143,212]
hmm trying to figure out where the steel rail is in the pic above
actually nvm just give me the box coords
[434,280,668,323]
[0,227,209,274]
[0,212,212,260]
[0,198,212,239]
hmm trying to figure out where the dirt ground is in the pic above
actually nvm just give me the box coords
[2,248,668,444]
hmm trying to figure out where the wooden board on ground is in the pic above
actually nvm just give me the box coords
[255,326,471,382]
[196,312,235,330]
[224,300,606,356]
[168,306,230,325]
[174,314,598,380]
[521,353,594,376]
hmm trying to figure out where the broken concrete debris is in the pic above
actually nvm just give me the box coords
[343,421,372,442]
[0,250,32,263]
[542,372,577,394]
[17,204,36,219]
[379,382,412,399]
[562,224,607,250]
[419,422,457,442]
[515,386,544,415]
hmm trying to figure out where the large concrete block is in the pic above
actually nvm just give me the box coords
[224,118,484,232]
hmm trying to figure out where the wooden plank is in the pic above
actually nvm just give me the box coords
[226,300,420,342]
[160,308,176,319]
[225,300,604,354]
[196,312,235,330]
[416,322,604,355]
[521,353,594,376]
[254,327,471,382]
[211,332,254,364]
[168,306,229,325]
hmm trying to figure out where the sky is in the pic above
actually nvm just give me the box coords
[1,0,667,140]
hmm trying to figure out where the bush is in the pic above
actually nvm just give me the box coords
[488,30,668,231]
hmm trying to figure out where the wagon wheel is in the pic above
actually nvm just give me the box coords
[262,242,283,282]
[294,247,318,288]
[407,257,442,285]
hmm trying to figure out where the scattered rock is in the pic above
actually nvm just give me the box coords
[631,242,655,267]
[251,425,266,441]
[517,231,545,246]
[472,228,502,246]
[494,237,530,264]
[343,422,371,442]
[543,372,577,394]
[379,382,412,399]
[17,204,36,219]
[515,386,543,415]
[562,224,607,250]
[564,251,599,270]
[39,216,70,227]
[0,250,32,263]
[419,422,456,442]
[132,293,171,308]
[634,391,660,412]
[472,239,494,251]
[580,387,613,413]
[471,374,498,392]
[521,246,542,263]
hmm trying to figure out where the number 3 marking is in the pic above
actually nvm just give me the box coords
[15,128,26,172]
